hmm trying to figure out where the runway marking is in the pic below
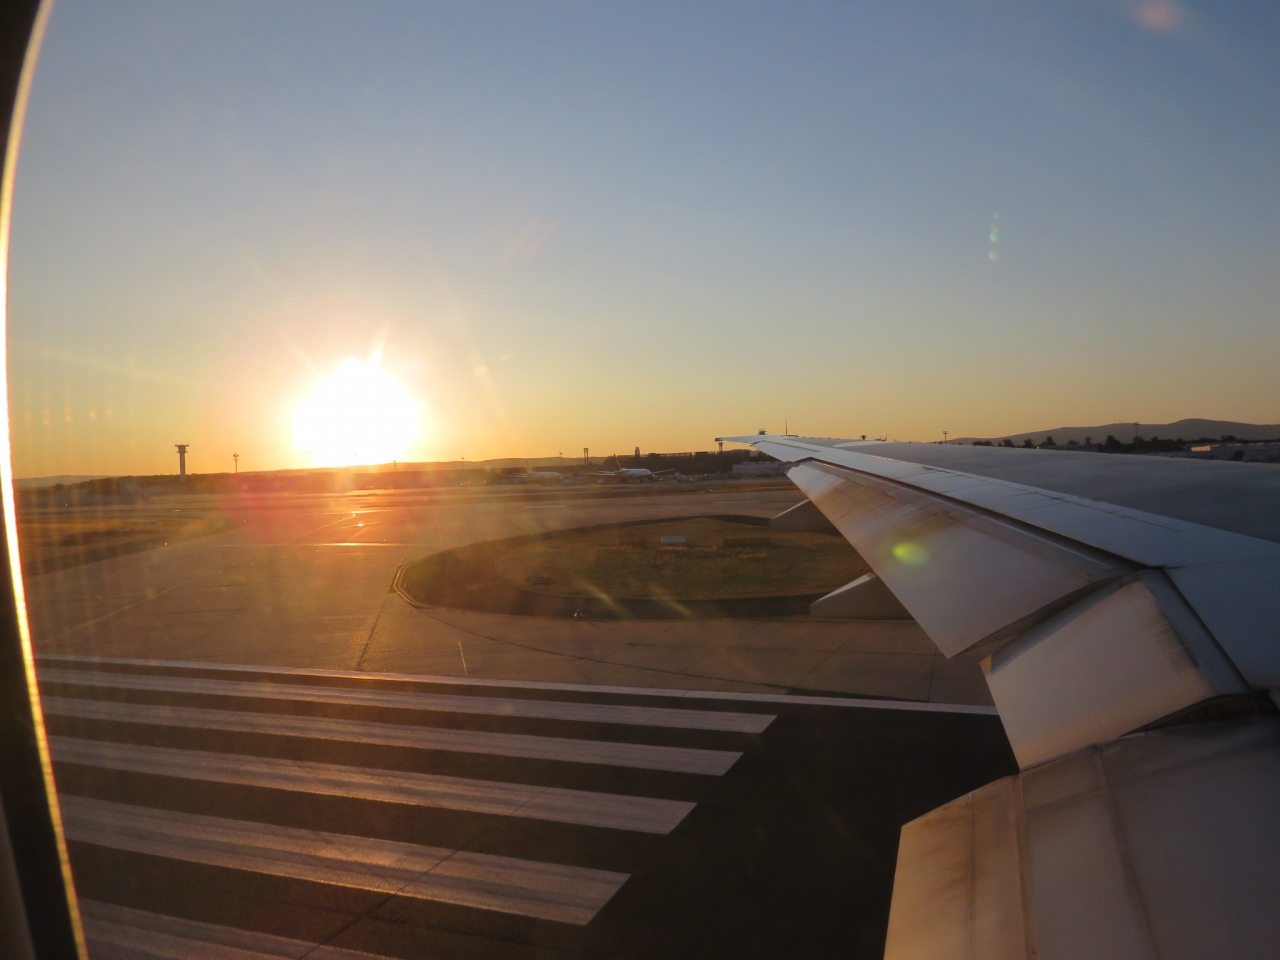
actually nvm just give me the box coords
[39,667,775,733]
[38,656,998,714]
[51,737,694,833]
[66,799,628,925]
[44,697,742,775]
[81,899,385,959]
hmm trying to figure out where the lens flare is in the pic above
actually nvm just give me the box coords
[1137,0,1182,32]
[293,358,421,466]
[892,541,929,566]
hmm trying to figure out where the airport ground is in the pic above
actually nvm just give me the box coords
[23,482,992,704]
[23,482,1013,959]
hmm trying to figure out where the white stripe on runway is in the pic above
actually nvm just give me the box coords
[37,655,999,714]
[65,799,628,925]
[38,667,774,733]
[51,737,693,833]
[44,696,741,775]
[81,899,387,959]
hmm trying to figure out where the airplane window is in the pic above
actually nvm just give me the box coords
[5,2,1279,958]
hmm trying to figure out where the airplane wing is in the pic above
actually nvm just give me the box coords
[718,433,1280,958]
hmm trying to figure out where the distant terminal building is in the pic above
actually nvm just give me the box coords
[1187,442,1280,462]
[731,461,792,479]
[619,449,770,475]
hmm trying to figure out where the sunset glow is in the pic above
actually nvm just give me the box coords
[10,4,1280,480]
[292,358,420,466]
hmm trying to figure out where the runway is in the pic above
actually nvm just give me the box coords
[23,486,992,702]
[43,657,1014,959]
[24,485,1011,957]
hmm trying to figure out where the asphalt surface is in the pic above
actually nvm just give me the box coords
[44,659,1014,960]
[24,486,993,702]
[22,484,1010,958]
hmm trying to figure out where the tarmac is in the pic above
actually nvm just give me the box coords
[44,658,1013,960]
[25,485,992,706]
[23,483,1011,959]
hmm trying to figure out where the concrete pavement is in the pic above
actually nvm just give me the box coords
[21,485,1009,957]
[44,657,1013,960]
[25,485,992,706]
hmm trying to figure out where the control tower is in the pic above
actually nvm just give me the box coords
[175,444,189,480]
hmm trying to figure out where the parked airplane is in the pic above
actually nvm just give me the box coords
[592,456,676,482]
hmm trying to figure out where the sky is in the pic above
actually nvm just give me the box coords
[8,0,1280,476]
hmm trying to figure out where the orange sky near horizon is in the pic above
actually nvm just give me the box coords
[8,2,1280,479]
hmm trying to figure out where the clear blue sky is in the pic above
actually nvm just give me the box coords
[9,0,1280,475]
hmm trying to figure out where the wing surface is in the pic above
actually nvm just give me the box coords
[721,434,1280,727]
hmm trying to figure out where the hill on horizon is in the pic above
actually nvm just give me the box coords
[956,419,1280,446]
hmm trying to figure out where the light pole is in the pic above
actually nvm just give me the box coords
[233,452,238,474]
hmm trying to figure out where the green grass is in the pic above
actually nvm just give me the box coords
[494,517,867,601]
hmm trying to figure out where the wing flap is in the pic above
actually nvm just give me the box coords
[788,461,1122,658]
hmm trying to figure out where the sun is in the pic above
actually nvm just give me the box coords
[293,358,421,466]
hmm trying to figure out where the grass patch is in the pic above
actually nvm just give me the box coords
[399,515,868,619]
[495,517,866,601]
[17,513,235,574]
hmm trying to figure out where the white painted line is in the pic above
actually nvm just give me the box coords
[38,666,774,733]
[50,737,693,834]
[66,799,628,925]
[44,697,741,775]
[37,655,998,714]
[82,898,385,959]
